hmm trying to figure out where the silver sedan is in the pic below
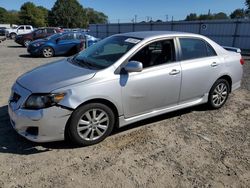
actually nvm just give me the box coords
[8,31,244,146]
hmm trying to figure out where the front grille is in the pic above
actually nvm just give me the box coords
[10,92,21,103]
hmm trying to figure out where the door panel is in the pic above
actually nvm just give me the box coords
[179,56,222,103]
[122,62,181,118]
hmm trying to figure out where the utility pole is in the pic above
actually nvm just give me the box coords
[165,15,168,22]
[134,15,137,23]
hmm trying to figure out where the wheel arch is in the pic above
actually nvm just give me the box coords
[64,98,120,139]
[217,75,232,92]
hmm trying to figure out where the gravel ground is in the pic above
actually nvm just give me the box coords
[0,40,249,188]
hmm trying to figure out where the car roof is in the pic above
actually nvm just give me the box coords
[116,31,202,39]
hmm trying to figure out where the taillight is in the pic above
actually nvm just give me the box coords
[240,58,245,65]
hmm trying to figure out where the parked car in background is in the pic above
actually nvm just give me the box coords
[28,32,98,58]
[15,27,63,47]
[6,25,34,39]
[0,27,7,36]
[9,31,244,146]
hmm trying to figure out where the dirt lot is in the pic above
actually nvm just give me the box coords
[0,40,249,188]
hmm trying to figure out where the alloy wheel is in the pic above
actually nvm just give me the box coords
[43,47,53,57]
[77,109,109,141]
[212,83,228,107]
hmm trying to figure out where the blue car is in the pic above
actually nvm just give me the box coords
[27,32,99,58]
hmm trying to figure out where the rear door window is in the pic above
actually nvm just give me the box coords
[179,38,216,61]
[26,26,32,30]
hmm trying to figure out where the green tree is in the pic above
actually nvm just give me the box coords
[0,7,8,23]
[213,12,229,19]
[6,10,20,25]
[37,6,49,26]
[49,0,86,28]
[85,8,108,25]
[19,2,47,27]
[230,9,246,19]
[246,0,250,17]
[185,13,198,21]
[246,0,250,9]
[199,14,214,20]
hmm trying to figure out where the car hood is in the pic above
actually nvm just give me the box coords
[30,39,47,45]
[17,59,96,93]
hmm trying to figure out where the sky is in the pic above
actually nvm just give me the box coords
[0,0,246,23]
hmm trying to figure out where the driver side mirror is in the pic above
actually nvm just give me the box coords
[124,61,143,73]
[56,38,61,43]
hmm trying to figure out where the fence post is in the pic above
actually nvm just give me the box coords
[118,23,120,33]
[106,24,109,37]
[150,23,153,31]
[132,23,135,32]
[232,19,240,47]
[96,25,99,38]
[171,21,174,31]
[198,21,202,34]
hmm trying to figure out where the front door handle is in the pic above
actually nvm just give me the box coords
[169,69,180,75]
[211,62,218,67]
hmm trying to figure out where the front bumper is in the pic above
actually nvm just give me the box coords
[27,45,41,56]
[8,104,72,142]
[8,82,72,143]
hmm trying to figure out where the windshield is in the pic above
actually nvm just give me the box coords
[72,35,142,69]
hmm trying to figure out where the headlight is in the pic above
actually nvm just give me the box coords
[24,93,65,109]
[33,42,45,47]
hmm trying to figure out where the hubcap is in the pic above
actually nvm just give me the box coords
[212,83,228,106]
[24,40,31,47]
[43,48,53,57]
[77,109,109,141]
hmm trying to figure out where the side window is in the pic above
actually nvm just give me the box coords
[26,26,31,30]
[18,26,24,30]
[130,39,175,68]
[47,29,55,34]
[61,33,74,40]
[76,34,85,40]
[179,38,216,61]
[207,43,217,57]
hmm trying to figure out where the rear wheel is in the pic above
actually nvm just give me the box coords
[42,47,54,58]
[67,103,115,146]
[208,79,230,109]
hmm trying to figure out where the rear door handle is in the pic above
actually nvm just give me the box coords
[169,69,180,75]
[211,62,218,67]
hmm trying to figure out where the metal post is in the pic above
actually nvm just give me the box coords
[232,20,240,47]
[106,24,109,37]
[96,25,99,38]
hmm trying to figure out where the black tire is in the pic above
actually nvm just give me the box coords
[10,33,16,39]
[208,79,230,109]
[42,46,54,58]
[67,103,115,146]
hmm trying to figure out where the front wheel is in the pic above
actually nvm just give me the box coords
[208,79,230,109]
[42,47,54,58]
[23,39,31,47]
[10,33,16,39]
[67,103,115,146]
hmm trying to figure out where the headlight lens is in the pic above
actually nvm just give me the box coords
[24,93,65,109]
[33,42,45,47]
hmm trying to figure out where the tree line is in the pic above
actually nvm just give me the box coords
[0,0,108,28]
[185,0,250,21]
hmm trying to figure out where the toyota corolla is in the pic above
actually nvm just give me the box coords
[8,31,244,146]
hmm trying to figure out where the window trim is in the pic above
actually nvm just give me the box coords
[177,37,217,62]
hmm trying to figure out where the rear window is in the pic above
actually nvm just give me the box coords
[179,38,216,61]
[26,26,32,30]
